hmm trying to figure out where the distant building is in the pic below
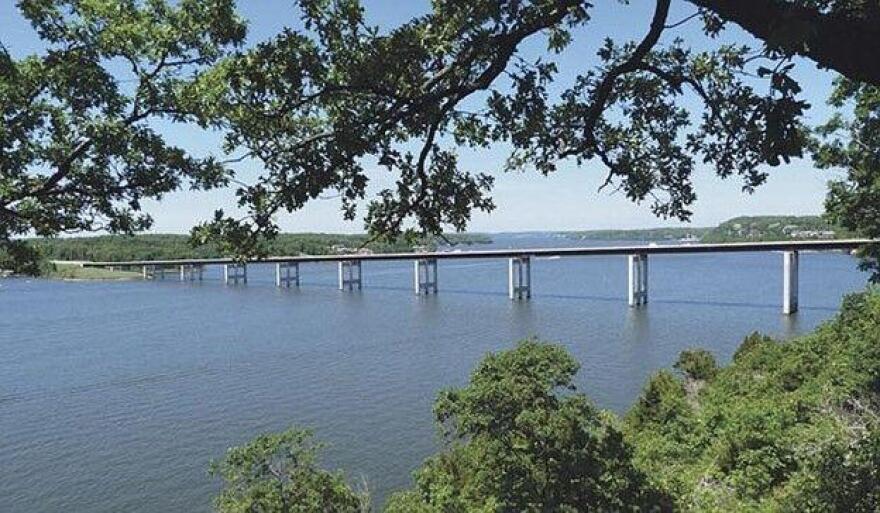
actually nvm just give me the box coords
[789,230,836,239]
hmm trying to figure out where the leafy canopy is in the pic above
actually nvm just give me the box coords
[625,290,880,511]
[194,0,814,253]
[4,0,857,262]
[4,0,879,272]
[210,428,368,513]
[1,0,244,246]
[383,339,664,512]
[816,81,880,279]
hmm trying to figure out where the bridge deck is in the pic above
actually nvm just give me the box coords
[81,239,874,267]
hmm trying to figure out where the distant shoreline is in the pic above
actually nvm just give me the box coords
[558,215,853,244]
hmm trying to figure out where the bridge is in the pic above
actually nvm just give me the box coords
[80,239,875,314]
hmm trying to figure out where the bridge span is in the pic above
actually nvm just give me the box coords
[81,239,875,314]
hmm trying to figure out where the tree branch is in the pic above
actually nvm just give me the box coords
[689,0,880,85]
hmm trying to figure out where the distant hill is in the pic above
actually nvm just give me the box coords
[700,215,854,243]
[562,215,853,243]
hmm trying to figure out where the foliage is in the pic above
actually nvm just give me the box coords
[0,239,42,275]
[625,289,880,511]
[210,428,368,513]
[815,81,880,280]
[214,290,880,512]
[674,349,718,381]
[384,339,665,512]
[1,0,244,252]
[4,0,878,267]
[193,0,814,252]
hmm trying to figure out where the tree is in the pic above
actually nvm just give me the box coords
[194,0,814,252]
[4,1,879,264]
[1,0,244,260]
[208,296,880,512]
[624,289,880,511]
[384,339,665,512]
[690,0,880,86]
[210,428,369,513]
[816,81,880,279]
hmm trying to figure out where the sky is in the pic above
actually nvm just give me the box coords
[0,0,845,233]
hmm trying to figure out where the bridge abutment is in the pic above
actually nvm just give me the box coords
[276,262,300,287]
[338,260,362,290]
[224,263,247,285]
[628,254,648,306]
[414,258,438,294]
[508,256,531,300]
[783,250,799,314]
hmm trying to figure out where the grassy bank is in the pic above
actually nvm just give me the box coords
[45,263,143,281]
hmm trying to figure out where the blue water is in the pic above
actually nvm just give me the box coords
[0,235,869,512]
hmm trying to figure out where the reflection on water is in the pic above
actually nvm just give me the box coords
[0,235,869,512]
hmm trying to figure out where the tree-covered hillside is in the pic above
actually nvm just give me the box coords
[625,291,880,511]
[700,215,855,243]
[563,215,854,243]
[213,290,880,512]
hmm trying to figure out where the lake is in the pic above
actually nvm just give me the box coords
[0,234,869,512]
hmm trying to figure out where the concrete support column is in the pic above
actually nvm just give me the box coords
[143,265,156,280]
[276,262,300,287]
[179,264,204,281]
[628,254,648,306]
[783,250,799,314]
[224,263,247,285]
[414,258,438,294]
[338,260,362,291]
[508,256,531,300]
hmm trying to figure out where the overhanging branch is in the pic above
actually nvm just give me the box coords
[689,0,880,85]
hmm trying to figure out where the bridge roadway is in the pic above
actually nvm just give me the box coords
[81,239,875,314]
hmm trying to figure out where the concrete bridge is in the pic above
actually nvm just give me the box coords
[81,239,875,314]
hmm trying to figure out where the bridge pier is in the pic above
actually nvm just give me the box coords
[143,264,156,280]
[276,262,300,287]
[414,258,438,294]
[508,256,531,299]
[179,264,203,281]
[338,260,362,291]
[628,254,648,306]
[224,263,247,285]
[783,250,799,314]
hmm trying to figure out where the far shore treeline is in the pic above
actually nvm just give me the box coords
[29,233,492,264]
[0,215,853,276]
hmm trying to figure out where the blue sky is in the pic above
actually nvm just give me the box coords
[0,1,843,233]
